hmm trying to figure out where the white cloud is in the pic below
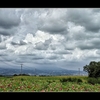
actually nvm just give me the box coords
[1,8,100,70]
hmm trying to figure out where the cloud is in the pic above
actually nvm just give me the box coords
[77,37,100,50]
[32,56,44,60]
[35,41,48,50]
[0,53,7,56]
[0,35,1,42]
[1,8,100,70]
[54,50,72,54]
[92,8,100,13]
[39,21,67,34]
[66,8,100,32]
[0,30,11,36]
[34,38,52,50]
[11,40,27,46]
[0,8,21,29]
[38,8,67,34]
[46,55,58,60]
[0,27,18,36]
[0,42,6,49]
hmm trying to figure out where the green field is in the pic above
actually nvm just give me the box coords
[0,75,100,92]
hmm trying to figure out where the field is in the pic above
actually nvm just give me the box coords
[0,75,100,92]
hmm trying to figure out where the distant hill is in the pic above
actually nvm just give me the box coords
[0,67,88,76]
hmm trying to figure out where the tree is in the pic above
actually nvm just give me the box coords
[83,61,100,78]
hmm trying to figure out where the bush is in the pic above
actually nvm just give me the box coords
[60,77,82,83]
[0,75,3,77]
[13,74,18,76]
[18,74,30,76]
[77,78,83,83]
[21,78,24,81]
[88,78,98,85]
[60,78,70,82]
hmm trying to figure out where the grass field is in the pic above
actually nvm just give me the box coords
[0,75,100,92]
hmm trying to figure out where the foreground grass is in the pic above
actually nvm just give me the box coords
[0,75,100,92]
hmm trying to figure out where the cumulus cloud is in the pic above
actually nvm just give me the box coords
[38,8,67,34]
[35,41,49,50]
[1,8,100,70]
[66,8,100,32]
[11,40,27,46]
[34,38,52,50]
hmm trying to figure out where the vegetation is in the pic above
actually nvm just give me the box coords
[13,74,30,76]
[83,61,100,78]
[0,75,100,92]
[1,60,100,92]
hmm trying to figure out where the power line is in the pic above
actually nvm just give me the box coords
[0,55,24,68]
[0,56,18,68]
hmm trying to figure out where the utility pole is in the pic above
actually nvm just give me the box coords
[78,68,80,76]
[20,64,23,75]
[35,68,36,76]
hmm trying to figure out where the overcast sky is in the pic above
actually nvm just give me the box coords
[0,8,100,71]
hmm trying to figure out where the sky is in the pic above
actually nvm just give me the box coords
[0,8,100,71]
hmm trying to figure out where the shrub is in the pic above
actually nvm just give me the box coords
[60,78,69,82]
[77,78,83,83]
[88,78,98,85]
[97,78,100,84]
[21,78,24,81]
[60,77,82,83]
[13,74,18,76]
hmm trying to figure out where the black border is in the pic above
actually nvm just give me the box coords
[0,0,100,8]
[0,92,99,100]
[0,91,99,97]
[0,1,100,98]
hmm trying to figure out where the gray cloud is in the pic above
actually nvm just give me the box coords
[47,55,58,60]
[0,42,6,49]
[44,38,52,45]
[0,8,21,29]
[0,31,10,36]
[54,50,72,54]
[78,44,94,50]
[0,53,7,56]
[1,8,100,71]
[0,26,18,36]
[66,8,100,32]
[35,41,48,50]
[50,45,56,50]
[33,59,55,65]
[96,50,100,55]
[38,9,67,34]
[77,38,100,50]
[18,53,45,61]
[19,53,36,56]
[92,8,100,13]
[35,38,51,50]
[39,22,67,34]
[32,56,44,60]
[20,40,27,45]
[11,41,19,45]
[11,40,27,46]
[0,35,1,42]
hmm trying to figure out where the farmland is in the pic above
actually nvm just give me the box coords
[0,75,100,92]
